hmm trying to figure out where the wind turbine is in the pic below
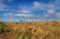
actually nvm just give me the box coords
[8,12,14,21]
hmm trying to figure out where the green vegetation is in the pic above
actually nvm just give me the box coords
[14,31,22,39]
[0,22,11,33]
[22,32,32,39]
[0,22,7,33]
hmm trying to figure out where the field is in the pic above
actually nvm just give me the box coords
[0,20,60,39]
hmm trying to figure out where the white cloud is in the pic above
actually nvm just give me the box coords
[48,4,55,9]
[55,12,60,17]
[44,14,50,18]
[20,10,31,13]
[32,1,55,10]
[0,0,8,11]
[17,6,32,14]
[15,14,33,17]
[33,1,42,9]
[47,9,56,14]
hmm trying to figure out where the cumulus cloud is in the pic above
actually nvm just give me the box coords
[33,1,42,9]
[33,1,55,10]
[47,9,56,14]
[48,4,55,9]
[17,6,32,14]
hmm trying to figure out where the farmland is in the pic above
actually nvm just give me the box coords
[0,20,60,39]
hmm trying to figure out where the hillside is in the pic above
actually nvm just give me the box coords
[0,20,60,39]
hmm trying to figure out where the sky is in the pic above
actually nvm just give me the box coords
[0,0,60,21]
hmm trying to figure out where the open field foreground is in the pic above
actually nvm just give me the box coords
[0,20,60,39]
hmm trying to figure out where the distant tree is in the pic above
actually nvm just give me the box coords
[20,20,23,22]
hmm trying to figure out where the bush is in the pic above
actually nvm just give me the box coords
[0,22,11,33]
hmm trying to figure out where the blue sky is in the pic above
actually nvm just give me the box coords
[0,0,60,21]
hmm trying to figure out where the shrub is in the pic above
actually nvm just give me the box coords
[0,22,11,33]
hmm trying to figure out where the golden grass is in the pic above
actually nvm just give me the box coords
[0,20,60,39]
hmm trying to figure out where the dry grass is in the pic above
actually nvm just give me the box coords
[0,20,60,39]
